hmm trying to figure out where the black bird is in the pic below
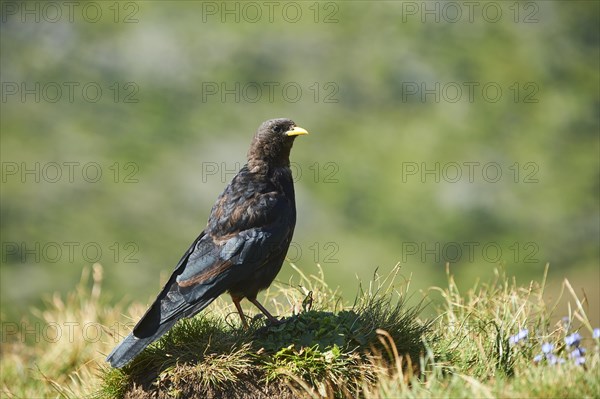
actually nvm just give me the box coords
[106,118,308,368]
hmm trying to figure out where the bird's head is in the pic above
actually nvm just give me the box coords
[248,118,308,168]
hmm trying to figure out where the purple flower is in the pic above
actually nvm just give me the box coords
[569,347,586,359]
[509,329,529,345]
[568,347,586,366]
[593,328,600,339]
[547,354,565,365]
[541,342,554,354]
[565,332,582,347]
[534,351,565,365]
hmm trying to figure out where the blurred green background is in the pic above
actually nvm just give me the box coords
[1,1,598,325]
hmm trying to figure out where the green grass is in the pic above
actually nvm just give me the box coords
[1,263,598,398]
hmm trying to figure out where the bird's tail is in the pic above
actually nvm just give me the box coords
[106,293,219,368]
[106,319,178,368]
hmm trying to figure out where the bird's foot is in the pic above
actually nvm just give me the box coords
[267,316,286,326]
[252,315,290,334]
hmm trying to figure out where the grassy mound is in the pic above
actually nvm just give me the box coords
[97,265,431,398]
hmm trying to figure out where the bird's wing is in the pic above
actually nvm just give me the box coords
[175,186,295,298]
[131,175,293,337]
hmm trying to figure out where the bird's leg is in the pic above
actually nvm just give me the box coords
[231,295,249,329]
[248,297,281,325]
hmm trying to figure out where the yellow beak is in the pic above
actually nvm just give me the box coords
[286,126,309,136]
